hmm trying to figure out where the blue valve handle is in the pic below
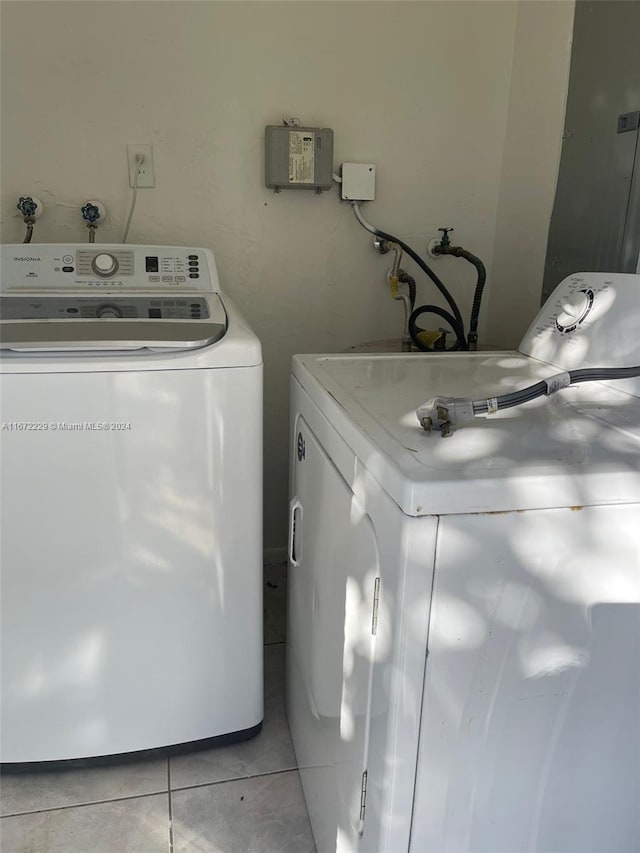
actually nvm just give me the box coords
[81,202,101,224]
[17,197,37,218]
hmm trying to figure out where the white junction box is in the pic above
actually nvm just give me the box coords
[341,162,376,201]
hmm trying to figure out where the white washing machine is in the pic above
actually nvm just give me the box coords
[0,244,263,765]
[286,272,640,853]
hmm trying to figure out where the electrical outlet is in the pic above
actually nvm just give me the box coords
[127,144,156,188]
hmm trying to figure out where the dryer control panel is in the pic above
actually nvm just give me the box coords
[519,272,640,372]
[1,245,219,293]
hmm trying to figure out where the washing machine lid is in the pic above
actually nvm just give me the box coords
[0,292,227,351]
[292,352,640,516]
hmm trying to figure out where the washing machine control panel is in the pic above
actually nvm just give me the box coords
[0,245,228,350]
[0,244,219,293]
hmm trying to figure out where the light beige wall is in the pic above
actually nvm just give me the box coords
[0,1,572,552]
[486,0,575,348]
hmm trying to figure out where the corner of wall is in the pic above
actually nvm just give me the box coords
[485,0,576,349]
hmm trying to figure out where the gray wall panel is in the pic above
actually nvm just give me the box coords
[622,130,640,273]
[542,0,640,301]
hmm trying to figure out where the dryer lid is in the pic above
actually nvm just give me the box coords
[293,352,640,516]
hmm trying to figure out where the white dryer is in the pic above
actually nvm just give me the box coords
[286,272,640,853]
[0,244,263,765]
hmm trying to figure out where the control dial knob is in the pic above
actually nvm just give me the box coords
[92,252,119,277]
[96,304,122,319]
[555,289,593,332]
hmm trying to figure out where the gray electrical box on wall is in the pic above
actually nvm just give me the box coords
[265,126,334,192]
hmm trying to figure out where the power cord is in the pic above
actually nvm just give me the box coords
[122,153,144,243]
[417,366,640,436]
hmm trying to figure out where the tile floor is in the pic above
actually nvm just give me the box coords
[0,563,316,853]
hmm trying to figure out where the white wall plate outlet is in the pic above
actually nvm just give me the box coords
[127,144,156,188]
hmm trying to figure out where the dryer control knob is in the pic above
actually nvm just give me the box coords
[556,289,593,332]
[97,304,122,319]
[92,252,118,277]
